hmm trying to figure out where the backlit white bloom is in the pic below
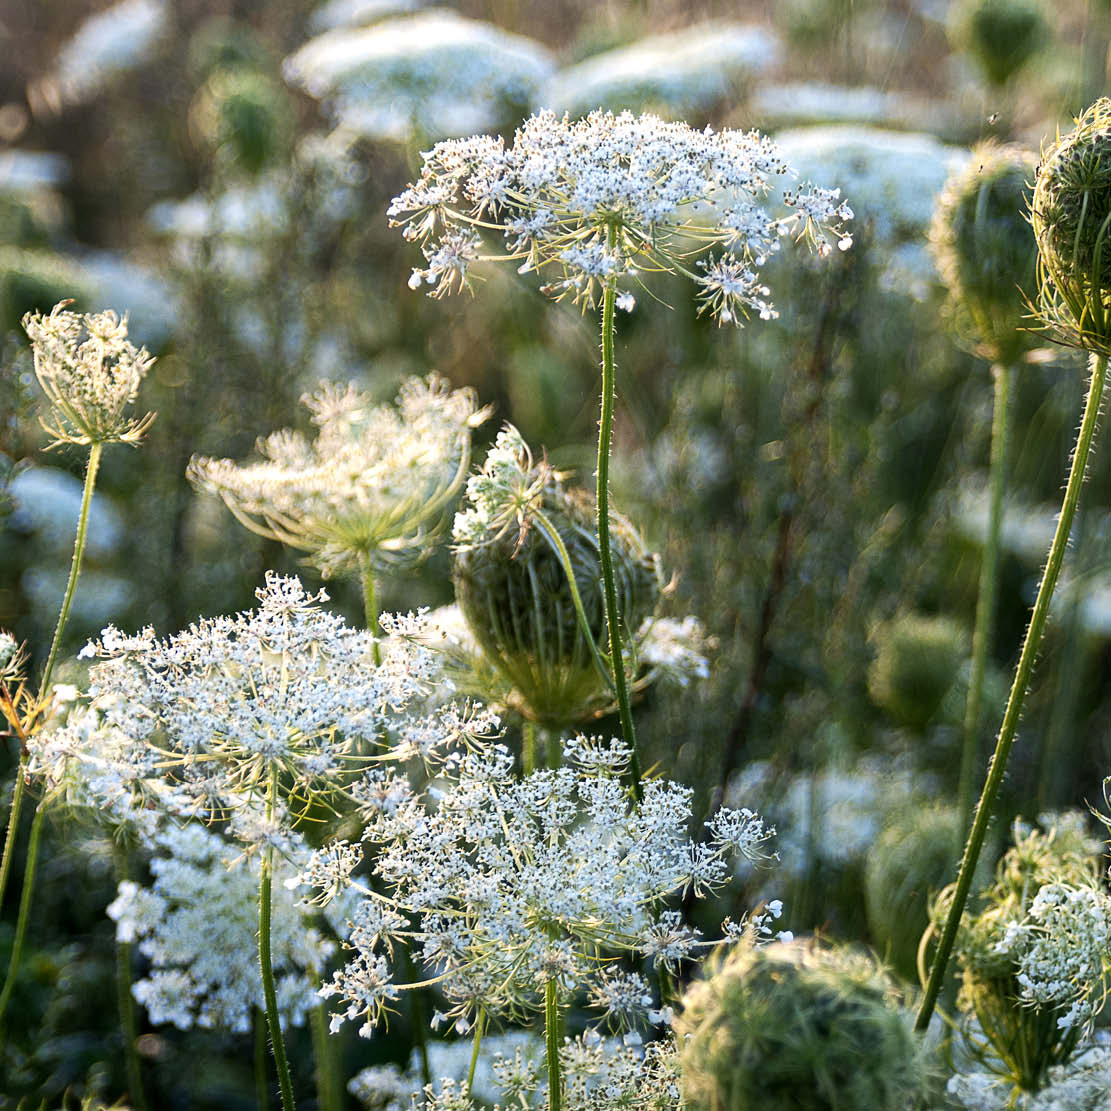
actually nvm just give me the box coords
[750,83,951,132]
[389,108,852,323]
[310,734,773,1036]
[283,11,554,143]
[107,823,335,1032]
[65,573,492,838]
[948,1047,1111,1110]
[189,376,489,577]
[24,301,155,447]
[50,0,168,106]
[309,0,423,33]
[539,23,780,120]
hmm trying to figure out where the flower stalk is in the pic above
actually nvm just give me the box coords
[545,977,563,1111]
[916,351,1108,1031]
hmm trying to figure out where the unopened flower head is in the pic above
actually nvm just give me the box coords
[23,301,156,447]
[71,572,499,837]
[107,823,338,1032]
[388,108,852,323]
[303,733,774,1037]
[930,140,1038,364]
[189,376,489,577]
[1032,99,1111,354]
[0,631,26,687]
[451,425,669,727]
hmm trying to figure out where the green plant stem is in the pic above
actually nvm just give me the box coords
[523,721,537,774]
[532,509,615,696]
[255,1007,272,1111]
[467,1007,487,1093]
[260,768,296,1110]
[916,351,1108,1033]
[114,848,148,1111]
[597,277,642,801]
[0,803,44,1027]
[359,549,382,667]
[309,994,339,1111]
[0,442,102,913]
[958,362,1014,837]
[545,978,563,1111]
[545,726,560,770]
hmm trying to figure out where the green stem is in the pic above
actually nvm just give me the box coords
[358,549,382,667]
[545,978,563,1111]
[597,278,642,801]
[309,991,339,1111]
[0,442,102,913]
[255,1006,272,1111]
[114,848,148,1111]
[467,1007,487,1094]
[916,352,1108,1032]
[0,803,45,1027]
[523,721,537,774]
[260,768,296,1110]
[545,726,560,770]
[532,509,615,696]
[958,363,1014,836]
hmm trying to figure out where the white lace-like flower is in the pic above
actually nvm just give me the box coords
[303,733,773,1037]
[107,823,336,1033]
[24,301,155,447]
[63,573,497,840]
[389,108,852,323]
[189,376,489,577]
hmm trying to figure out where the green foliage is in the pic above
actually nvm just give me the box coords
[677,936,926,1111]
[867,612,969,731]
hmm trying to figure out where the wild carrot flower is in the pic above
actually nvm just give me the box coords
[64,572,498,836]
[388,108,852,323]
[188,376,489,578]
[107,823,339,1033]
[298,733,774,1037]
[23,301,155,448]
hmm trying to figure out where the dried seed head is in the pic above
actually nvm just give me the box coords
[1032,99,1111,353]
[930,140,1038,364]
[23,300,156,448]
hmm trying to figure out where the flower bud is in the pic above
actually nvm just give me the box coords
[948,0,1048,88]
[453,474,661,730]
[930,141,1038,365]
[1032,99,1111,353]
[677,937,926,1111]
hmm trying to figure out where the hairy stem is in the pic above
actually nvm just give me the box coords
[916,351,1108,1032]
[958,363,1014,836]
[0,442,102,913]
[0,803,45,1026]
[255,1006,272,1111]
[260,768,296,1110]
[545,978,563,1111]
[597,277,642,800]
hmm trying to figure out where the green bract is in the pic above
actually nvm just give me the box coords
[1032,99,1111,354]
[931,141,1038,364]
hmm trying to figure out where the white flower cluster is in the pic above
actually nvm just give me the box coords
[451,424,552,551]
[57,573,496,840]
[0,631,24,685]
[997,883,1111,1031]
[107,823,335,1033]
[283,11,554,143]
[24,301,155,448]
[540,23,781,121]
[389,108,852,323]
[948,1046,1111,1111]
[302,734,773,1037]
[189,376,489,577]
[350,1028,683,1111]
